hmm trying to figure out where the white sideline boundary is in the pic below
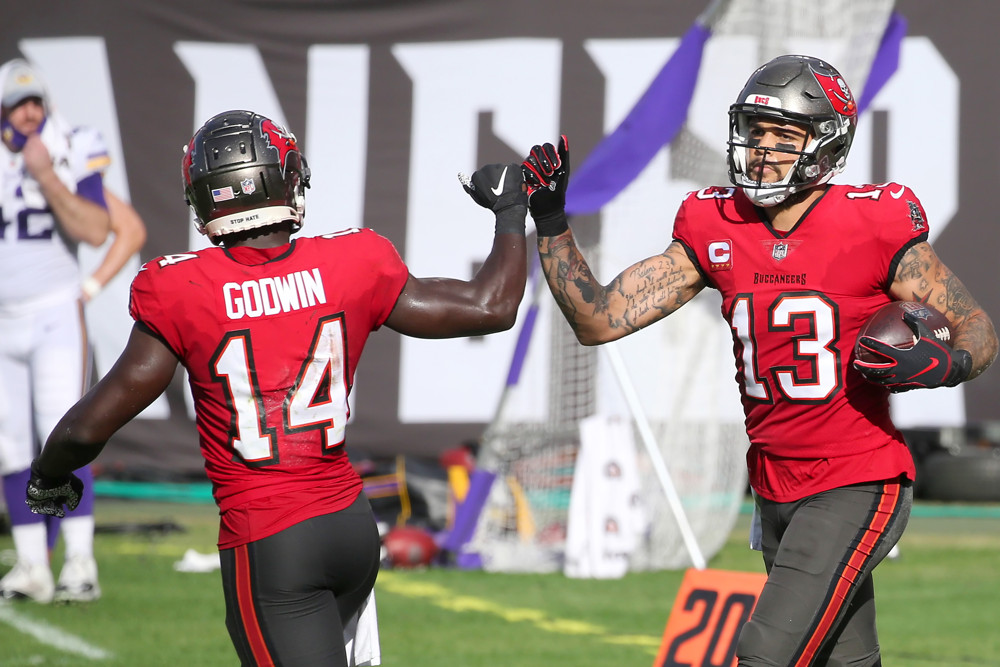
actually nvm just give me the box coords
[0,603,112,660]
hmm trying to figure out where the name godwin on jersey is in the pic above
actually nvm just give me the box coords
[223,268,326,319]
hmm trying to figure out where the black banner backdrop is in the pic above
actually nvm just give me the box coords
[2,1,997,478]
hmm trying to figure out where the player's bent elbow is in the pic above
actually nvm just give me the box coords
[573,322,625,347]
[497,310,518,332]
[86,229,111,247]
[478,289,523,333]
[130,223,148,250]
[575,329,611,347]
[79,216,112,247]
[479,308,518,334]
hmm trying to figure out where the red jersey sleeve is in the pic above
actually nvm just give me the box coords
[671,186,747,288]
[338,228,409,329]
[128,253,198,357]
[671,187,713,258]
[863,183,930,288]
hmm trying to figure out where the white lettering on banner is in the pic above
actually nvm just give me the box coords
[223,269,326,320]
[305,45,370,235]
[393,39,561,422]
[20,35,964,428]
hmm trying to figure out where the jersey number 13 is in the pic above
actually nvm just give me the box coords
[730,292,842,403]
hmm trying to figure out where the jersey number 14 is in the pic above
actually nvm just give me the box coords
[211,314,349,464]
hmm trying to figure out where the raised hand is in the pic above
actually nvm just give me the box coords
[25,460,84,518]
[459,162,526,213]
[458,162,527,235]
[854,310,972,392]
[521,135,570,236]
[21,133,54,181]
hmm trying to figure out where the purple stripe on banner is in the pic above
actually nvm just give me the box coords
[858,12,907,114]
[565,23,711,215]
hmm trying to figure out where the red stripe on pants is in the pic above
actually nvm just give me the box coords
[234,544,273,666]
[794,480,901,666]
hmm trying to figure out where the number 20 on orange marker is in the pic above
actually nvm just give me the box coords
[654,568,767,667]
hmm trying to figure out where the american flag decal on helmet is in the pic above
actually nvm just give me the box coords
[212,186,235,202]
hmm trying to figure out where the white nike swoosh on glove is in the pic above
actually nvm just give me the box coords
[491,166,508,196]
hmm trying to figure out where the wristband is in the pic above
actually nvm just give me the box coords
[944,349,973,387]
[495,204,527,236]
[30,459,70,489]
[81,276,103,299]
[532,210,569,237]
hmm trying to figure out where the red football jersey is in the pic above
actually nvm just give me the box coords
[129,229,409,547]
[672,183,927,501]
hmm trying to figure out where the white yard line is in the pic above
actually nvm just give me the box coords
[0,603,112,660]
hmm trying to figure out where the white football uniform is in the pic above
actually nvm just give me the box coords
[0,115,108,473]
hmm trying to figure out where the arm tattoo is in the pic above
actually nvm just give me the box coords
[539,235,700,340]
[940,270,999,379]
[898,243,998,378]
[896,245,931,295]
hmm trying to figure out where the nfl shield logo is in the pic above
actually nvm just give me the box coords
[241,178,256,195]
[772,242,788,261]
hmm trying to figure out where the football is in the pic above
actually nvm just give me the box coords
[855,301,954,363]
[383,525,439,568]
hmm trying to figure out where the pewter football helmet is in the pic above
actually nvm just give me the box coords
[727,55,857,207]
[182,110,310,242]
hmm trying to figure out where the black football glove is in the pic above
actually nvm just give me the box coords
[25,460,84,518]
[458,162,527,235]
[854,310,972,392]
[521,135,570,237]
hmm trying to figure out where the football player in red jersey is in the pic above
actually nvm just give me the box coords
[24,109,528,666]
[522,56,997,666]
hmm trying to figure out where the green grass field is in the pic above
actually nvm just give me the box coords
[1,498,998,666]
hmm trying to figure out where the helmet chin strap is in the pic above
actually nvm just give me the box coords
[744,186,792,207]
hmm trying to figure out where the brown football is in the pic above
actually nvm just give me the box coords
[855,301,954,363]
